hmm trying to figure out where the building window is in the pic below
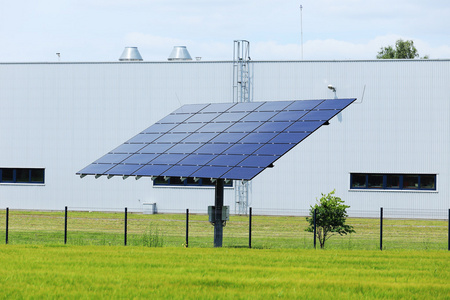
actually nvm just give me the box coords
[0,168,45,184]
[153,176,233,187]
[350,173,436,191]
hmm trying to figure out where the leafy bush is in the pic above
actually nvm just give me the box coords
[306,190,355,248]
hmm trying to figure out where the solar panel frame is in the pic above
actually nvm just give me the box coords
[77,98,356,180]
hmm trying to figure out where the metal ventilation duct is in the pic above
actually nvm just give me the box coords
[119,47,143,61]
[168,46,192,61]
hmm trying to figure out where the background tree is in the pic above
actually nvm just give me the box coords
[377,39,429,59]
[305,190,355,248]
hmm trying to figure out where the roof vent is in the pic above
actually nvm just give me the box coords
[119,47,143,61]
[168,46,192,61]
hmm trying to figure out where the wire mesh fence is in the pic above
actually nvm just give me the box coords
[1,207,448,250]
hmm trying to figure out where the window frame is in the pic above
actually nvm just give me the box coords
[0,168,45,185]
[350,173,436,191]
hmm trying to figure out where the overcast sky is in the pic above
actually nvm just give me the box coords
[1,0,449,62]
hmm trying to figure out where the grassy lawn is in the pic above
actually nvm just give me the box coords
[0,246,448,299]
[0,210,448,250]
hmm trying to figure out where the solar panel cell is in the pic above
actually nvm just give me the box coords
[301,110,338,121]
[286,100,323,110]
[195,143,231,154]
[133,164,171,176]
[254,143,294,156]
[224,122,261,132]
[269,132,309,144]
[160,165,201,177]
[191,166,231,178]
[111,143,145,154]
[255,122,292,132]
[237,155,278,167]
[208,154,247,167]
[316,98,354,110]
[138,143,173,154]
[213,112,248,122]
[94,153,130,164]
[107,164,142,175]
[150,154,187,164]
[223,143,261,154]
[178,154,216,165]
[287,121,324,132]
[270,111,307,122]
[122,153,158,164]
[239,132,278,143]
[142,123,177,133]
[221,167,263,180]
[257,101,292,111]
[126,133,161,144]
[78,163,114,175]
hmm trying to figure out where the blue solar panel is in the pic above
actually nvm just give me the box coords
[238,155,278,167]
[222,167,263,180]
[208,154,247,167]
[127,133,161,144]
[77,98,356,179]
[301,110,339,121]
[107,164,142,175]
[94,153,131,164]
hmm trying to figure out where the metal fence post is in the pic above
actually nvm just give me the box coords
[313,208,317,249]
[5,207,9,244]
[64,206,68,244]
[249,207,252,249]
[185,209,189,248]
[448,208,449,251]
[124,207,128,246]
[380,207,383,251]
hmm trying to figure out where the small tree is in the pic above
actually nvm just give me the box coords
[305,190,355,248]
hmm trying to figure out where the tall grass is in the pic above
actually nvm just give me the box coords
[0,246,448,299]
[0,209,448,250]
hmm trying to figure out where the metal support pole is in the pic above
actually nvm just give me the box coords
[214,179,224,247]
[64,206,68,244]
[249,207,252,248]
[313,208,317,249]
[124,207,128,246]
[6,207,9,245]
[186,209,189,248]
[448,208,449,251]
[380,207,383,251]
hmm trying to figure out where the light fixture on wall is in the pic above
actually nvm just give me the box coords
[327,84,336,92]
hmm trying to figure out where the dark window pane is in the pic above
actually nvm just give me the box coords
[368,174,383,188]
[403,175,418,189]
[186,177,200,185]
[30,169,44,183]
[1,169,14,182]
[201,178,216,186]
[153,176,168,185]
[420,175,436,189]
[16,169,30,183]
[386,175,400,189]
[169,177,184,185]
[351,174,366,188]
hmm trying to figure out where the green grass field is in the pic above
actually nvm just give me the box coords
[0,246,448,299]
[0,210,448,250]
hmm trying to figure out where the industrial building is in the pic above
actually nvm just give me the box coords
[1,48,449,218]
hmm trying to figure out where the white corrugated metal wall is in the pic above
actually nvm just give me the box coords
[0,60,449,216]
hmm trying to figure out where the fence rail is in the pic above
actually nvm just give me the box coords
[1,207,449,250]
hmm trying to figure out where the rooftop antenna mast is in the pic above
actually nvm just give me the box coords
[233,40,253,215]
[300,4,304,60]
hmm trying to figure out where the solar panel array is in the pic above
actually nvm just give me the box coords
[77,99,356,180]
